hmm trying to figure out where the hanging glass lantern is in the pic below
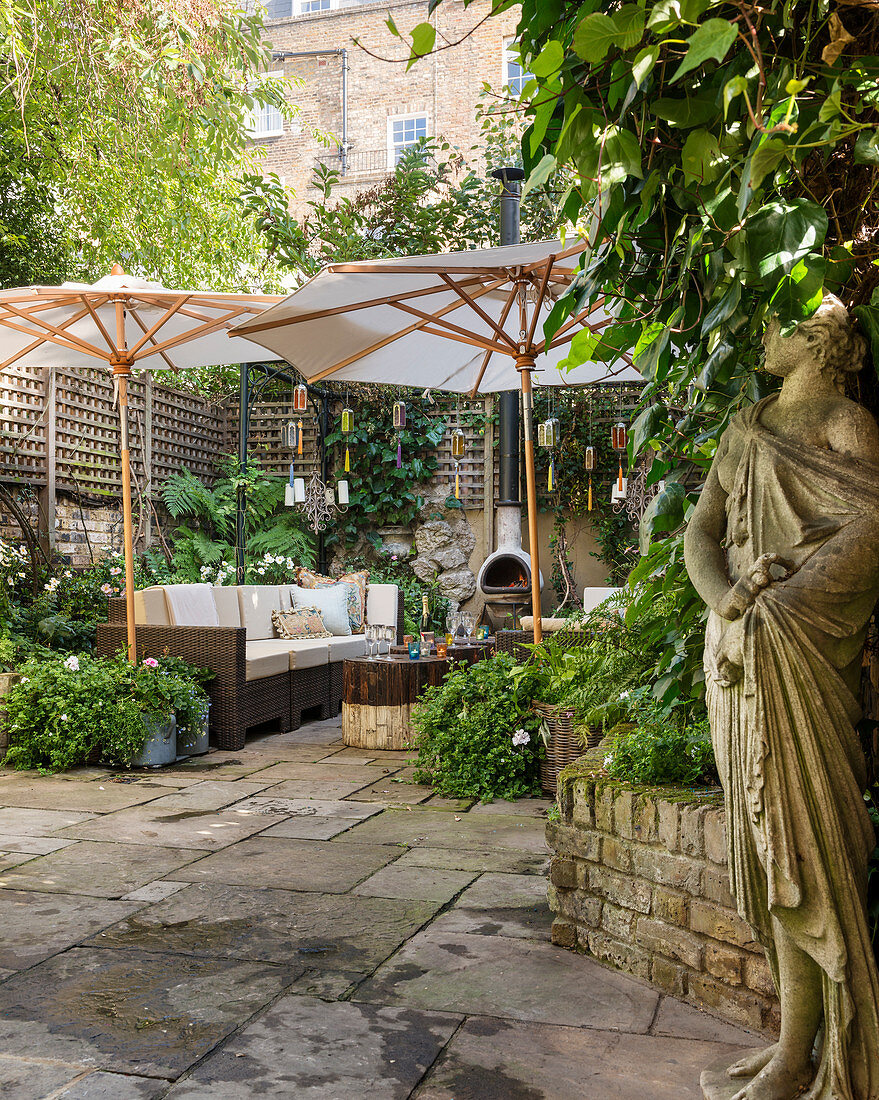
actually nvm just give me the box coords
[451,427,465,499]
[584,446,596,471]
[281,420,299,450]
[341,406,354,472]
[611,422,628,452]
[293,383,308,412]
[393,400,406,468]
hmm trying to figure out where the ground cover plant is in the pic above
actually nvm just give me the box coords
[411,653,542,801]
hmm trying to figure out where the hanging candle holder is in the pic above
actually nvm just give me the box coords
[341,404,354,472]
[538,417,560,491]
[281,419,299,450]
[611,421,628,494]
[293,382,308,412]
[393,400,406,468]
[451,426,465,499]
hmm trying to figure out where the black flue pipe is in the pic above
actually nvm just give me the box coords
[491,166,524,506]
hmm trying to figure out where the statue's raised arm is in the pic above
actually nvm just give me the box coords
[684,296,879,1100]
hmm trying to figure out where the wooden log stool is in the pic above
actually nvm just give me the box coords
[342,655,449,750]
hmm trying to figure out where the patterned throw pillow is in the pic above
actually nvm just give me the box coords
[296,567,368,634]
[271,607,332,640]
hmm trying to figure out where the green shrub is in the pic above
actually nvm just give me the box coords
[605,702,717,787]
[411,654,541,802]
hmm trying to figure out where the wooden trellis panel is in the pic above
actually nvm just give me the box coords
[152,388,226,486]
[0,364,47,483]
[429,399,488,510]
[228,399,322,477]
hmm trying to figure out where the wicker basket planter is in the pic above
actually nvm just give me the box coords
[532,700,602,796]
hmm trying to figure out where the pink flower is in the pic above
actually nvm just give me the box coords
[100,583,112,594]
[142,657,159,668]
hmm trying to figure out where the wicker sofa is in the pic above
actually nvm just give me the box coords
[96,581,402,751]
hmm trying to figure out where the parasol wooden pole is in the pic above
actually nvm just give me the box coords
[518,354,543,643]
[114,295,137,664]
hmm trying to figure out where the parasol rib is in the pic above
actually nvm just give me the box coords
[80,296,123,358]
[438,273,518,349]
[533,296,608,354]
[234,275,492,336]
[0,305,94,370]
[127,296,192,359]
[468,283,519,397]
[0,300,109,359]
[389,300,512,354]
[131,308,250,364]
[524,260,554,350]
[127,308,182,372]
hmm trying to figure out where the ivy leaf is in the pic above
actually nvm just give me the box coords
[602,126,643,182]
[671,19,740,83]
[640,482,687,554]
[681,129,722,183]
[632,44,659,89]
[854,128,879,166]
[633,321,670,380]
[700,280,742,336]
[747,137,788,189]
[614,5,647,48]
[723,75,749,120]
[572,12,621,64]
[693,341,735,392]
[747,199,828,290]
[386,15,400,36]
[530,40,565,77]
[629,403,665,458]
[651,96,715,128]
[852,304,879,372]
[769,257,826,322]
[522,153,557,197]
[647,0,682,32]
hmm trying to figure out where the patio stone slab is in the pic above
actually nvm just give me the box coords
[0,807,97,834]
[336,809,549,853]
[652,996,764,1045]
[232,795,382,820]
[163,994,461,1099]
[57,1070,169,1098]
[259,816,373,840]
[0,852,37,872]
[86,883,440,975]
[345,780,435,804]
[0,834,79,855]
[430,872,554,940]
[122,880,190,903]
[0,947,296,1078]
[423,796,478,812]
[0,778,171,812]
[468,798,554,817]
[454,871,550,909]
[59,805,287,851]
[260,778,378,799]
[394,845,550,875]
[410,1017,755,1100]
[0,840,204,898]
[172,837,398,893]
[355,930,659,1031]
[142,780,278,812]
[0,889,144,970]
[0,1055,89,1100]
[352,866,476,905]
[249,762,391,784]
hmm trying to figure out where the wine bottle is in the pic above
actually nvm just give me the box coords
[420,595,433,651]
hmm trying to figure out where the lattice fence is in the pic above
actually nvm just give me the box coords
[0,364,46,484]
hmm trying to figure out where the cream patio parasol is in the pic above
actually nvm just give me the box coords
[0,266,283,660]
[231,239,640,641]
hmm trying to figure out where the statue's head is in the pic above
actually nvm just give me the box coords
[763,295,866,388]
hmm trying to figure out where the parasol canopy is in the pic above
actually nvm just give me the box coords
[232,239,640,639]
[0,267,284,660]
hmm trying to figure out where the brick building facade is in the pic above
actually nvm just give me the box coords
[252,0,523,210]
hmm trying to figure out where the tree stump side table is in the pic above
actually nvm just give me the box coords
[342,656,448,750]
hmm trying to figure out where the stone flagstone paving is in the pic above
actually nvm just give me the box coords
[0,716,762,1098]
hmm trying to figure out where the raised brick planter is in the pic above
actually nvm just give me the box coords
[546,765,779,1034]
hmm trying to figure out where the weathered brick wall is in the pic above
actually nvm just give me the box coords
[258,0,521,210]
[546,769,778,1035]
[1,492,125,567]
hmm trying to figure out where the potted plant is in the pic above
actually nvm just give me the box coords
[155,652,212,757]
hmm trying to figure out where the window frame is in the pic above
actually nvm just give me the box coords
[502,38,532,97]
[248,71,285,140]
[386,112,429,169]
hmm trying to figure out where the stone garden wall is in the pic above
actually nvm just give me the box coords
[546,767,779,1035]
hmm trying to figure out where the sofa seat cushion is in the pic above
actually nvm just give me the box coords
[325,635,368,662]
[247,639,330,671]
[164,583,219,628]
[245,640,291,681]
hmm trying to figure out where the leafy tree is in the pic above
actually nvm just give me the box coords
[393,0,879,707]
[0,0,291,289]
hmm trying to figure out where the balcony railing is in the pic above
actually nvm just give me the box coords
[314,149,390,176]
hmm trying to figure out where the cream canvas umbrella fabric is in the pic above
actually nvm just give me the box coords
[0,268,283,659]
[232,239,640,638]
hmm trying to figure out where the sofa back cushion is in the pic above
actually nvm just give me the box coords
[237,585,284,640]
[213,586,241,629]
[164,584,220,628]
[583,586,622,613]
[290,583,351,636]
[134,587,170,626]
[297,567,368,634]
[366,583,398,630]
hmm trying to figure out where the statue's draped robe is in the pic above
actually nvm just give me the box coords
[706,397,879,1100]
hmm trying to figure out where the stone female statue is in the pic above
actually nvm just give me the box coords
[683,295,879,1100]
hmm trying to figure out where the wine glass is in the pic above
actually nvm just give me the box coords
[382,625,395,656]
[365,624,378,658]
[446,610,459,638]
[461,611,475,640]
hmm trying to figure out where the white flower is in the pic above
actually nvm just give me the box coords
[603,754,614,769]
[7,577,14,586]
[618,690,630,700]
[285,558,294,568]
[64,655,80,671]
[19,677,28,684]
[512,728,530,747]
[59,713,69,722]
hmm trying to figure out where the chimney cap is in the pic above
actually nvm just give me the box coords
[490,166,525,183]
